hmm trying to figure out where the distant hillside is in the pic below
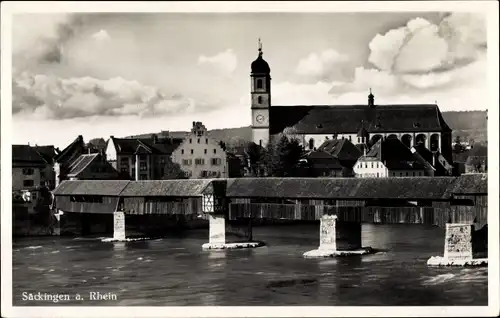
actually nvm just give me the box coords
[122,110,488,148]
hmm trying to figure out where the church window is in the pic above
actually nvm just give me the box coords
[189,139,192,144]
[349,136,352,141]
[377,173,379,177]
[259,140,262,147]
[308,138,315,150]
[257,79,263,89]
[257,96,262,104]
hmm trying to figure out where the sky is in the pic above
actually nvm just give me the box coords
[11,11,488,148]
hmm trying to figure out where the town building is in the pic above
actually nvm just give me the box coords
[353,138,435,178]
[12,144,57,192]
[66,152,121,181]
[105,134,183,181]
[316,138,362,171]
[170,122,228,178]
[248,42,454,166]
[299,150,351,177]
[53,135,87,188]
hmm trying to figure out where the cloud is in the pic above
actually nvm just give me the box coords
[197,49,238,75]
[12,14,85,68]
[91,29,111,41]
[368,13,486,74]
[294,49,354,83]
[12,72,219,120]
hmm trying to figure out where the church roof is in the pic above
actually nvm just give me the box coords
[269,104,451,135]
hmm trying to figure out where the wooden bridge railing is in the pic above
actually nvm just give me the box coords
[229,203,487,228]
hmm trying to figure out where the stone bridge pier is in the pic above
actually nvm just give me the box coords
[427,223,488,267]
[201,214,264,250]
[113,211,126,241]
[303,214,373,258]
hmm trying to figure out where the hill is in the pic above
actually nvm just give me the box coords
[122,110,488,148]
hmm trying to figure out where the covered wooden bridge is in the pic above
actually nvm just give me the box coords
[52,179,214,216]
[226,174,488,228]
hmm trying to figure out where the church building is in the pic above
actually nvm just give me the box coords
[249,42,454,164]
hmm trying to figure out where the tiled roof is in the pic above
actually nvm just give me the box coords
[53,180,130,196]
[270,105,451,135]
[361,138,426,170]
[120,180,212,197]
[447,173,488,195]
[12,145,48,166]
[317,139,362,162]
[111,137,182,155]
[34,145,57,164]
[54,135,85,163]
[67,153,99,177]
[304,151,344,169]
[226,177,461,200]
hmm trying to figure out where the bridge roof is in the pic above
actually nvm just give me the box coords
[446,174,488,195]
[119,180,212,197]
[53,180,130,196]
[226,177,463,200]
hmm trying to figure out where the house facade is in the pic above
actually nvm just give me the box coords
[170,122,228,179]
[353,138,434,178]
[12,144,57,191]
[105,134,183,180]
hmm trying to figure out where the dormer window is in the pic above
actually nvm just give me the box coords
[308,138,315,150]
[375,123,381,128]
[316,124,323,129]
[413,122,420,128]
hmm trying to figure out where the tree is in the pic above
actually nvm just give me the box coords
[453,136,464,153]
[162,159,188,180]
[245,142,264,176]
[263,135,305,177]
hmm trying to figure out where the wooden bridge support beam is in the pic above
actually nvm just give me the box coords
[427,223,488,266]
[303,214,373,258]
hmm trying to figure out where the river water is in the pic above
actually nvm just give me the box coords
[13,223,487,306]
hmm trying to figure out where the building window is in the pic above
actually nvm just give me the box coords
[121,167,128,172]
[140,162,147,171]
[257,79,263,89]
[191,149,194,154]
[197,138,200,144]
[160,157,165,164]
[213,149,216,154]
[189,139,192,143]
[257,96,262,104]
[349,136,352,141]
[259,140,262,147]
[211,158,221,165]
[371,162,373,168]
[206,138,208,144]
[377,173,379,177]
[392,172,396,176]
[418,171,422,176]
[400,172,403,177]
[204,149,207,154]
[40,181,45,186]
[181,149,184,155]
[182,159,192,165]
[22,168,34,175]
[308,138,315,150]
[23,180,34,187]
[195,158,205,165]
[40,171,45,179]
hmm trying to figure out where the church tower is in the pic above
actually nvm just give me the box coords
[251,39,271,148]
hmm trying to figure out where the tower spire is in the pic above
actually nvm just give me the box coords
[258,38,263,57]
